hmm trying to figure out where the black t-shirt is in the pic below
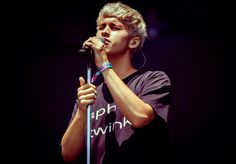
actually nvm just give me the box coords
[71,70,171,164]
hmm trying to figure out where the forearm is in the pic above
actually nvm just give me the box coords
[102,69,155,128]
[61,110,86,162]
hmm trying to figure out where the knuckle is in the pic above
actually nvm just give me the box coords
[77,91,82,97]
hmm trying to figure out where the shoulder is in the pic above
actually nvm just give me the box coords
[136,70,171,85]
[126,70,171,92]
[142,70,169,78]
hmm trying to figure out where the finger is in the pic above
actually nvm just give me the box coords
[83,37,105,51]
[78,92,96,106]
[80,99,95,106]
[77,87,97,98]
[79,77,86,86]
[79,93,97,102]
[83,37,93,47]
[78,84,96,93]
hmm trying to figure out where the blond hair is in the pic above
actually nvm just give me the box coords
[97,2,147,48]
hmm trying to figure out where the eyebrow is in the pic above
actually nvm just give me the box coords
[98,21,123,27]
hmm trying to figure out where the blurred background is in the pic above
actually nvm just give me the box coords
[11,0,234,163]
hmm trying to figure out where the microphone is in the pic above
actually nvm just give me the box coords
[78,37,105,55]
[78,45,92,54]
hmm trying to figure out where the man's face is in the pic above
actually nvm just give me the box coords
[96,17,131,56]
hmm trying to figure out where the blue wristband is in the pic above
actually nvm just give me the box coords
[98,62,113,72]
[91,62,112,83]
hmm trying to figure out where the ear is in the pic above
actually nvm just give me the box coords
[128,37,141,49]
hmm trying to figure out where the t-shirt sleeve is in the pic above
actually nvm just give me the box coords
[139,71,171,122]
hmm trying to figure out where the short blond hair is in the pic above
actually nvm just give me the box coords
[97,2,147,48]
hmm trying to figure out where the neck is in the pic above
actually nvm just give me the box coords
[108,52,137,79]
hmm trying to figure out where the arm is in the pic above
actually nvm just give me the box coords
[101,69,156,128]
[60,77,97,162]
[60,109,86,162]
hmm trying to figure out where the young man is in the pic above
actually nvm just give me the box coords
[61,2,171,164]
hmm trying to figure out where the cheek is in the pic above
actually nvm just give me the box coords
[106,32,130,53]
[112,35,129,48]
[110,40,127,53]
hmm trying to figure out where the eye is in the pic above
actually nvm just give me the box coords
[112,26,120,30]
[97,24,105,30]
[110,25,121,30]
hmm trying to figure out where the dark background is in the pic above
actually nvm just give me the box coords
[11,0,234,163]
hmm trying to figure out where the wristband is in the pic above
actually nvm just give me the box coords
[91,62,112,83]
[98,62,113,73]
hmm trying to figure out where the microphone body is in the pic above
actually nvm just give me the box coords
[78,46,92,55]
[78,37,104,55]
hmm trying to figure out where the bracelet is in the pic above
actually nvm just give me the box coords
[91,62,112,83]
[98,62,113,73]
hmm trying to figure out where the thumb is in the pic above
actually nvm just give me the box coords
[79,77,86,86]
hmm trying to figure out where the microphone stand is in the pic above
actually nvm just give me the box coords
[78,47,95,164]
[86,54,92,164]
